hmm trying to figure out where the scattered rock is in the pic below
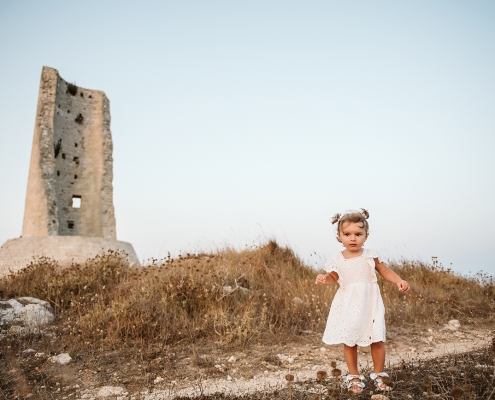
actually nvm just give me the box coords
[215,364,225,372]
[319,347,327,353]
[22,348,36,355]
[449,319,460,328]
[0,297,55,329]
[442,319,461,331]
[97,386,125,398]
[371,395,389,400]
[222,286,233,295]
[475,364,491,369]
[228,355,237,363]
[50,353,72,365]
[153,376,164,384]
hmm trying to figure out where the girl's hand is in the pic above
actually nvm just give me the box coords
[315,274,328,285]
[397,280,410,292]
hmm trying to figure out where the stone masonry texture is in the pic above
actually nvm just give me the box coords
[22,66,116,238]
[0,67,139,276]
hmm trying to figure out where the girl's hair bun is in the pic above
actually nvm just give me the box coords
[360,208,369,219]
[331,213,341,225]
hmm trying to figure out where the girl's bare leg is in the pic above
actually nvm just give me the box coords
[370,341,385,372]
[343,344,363,391]
[343,344,359,374]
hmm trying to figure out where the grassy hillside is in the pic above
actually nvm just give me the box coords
[1,240,493,351]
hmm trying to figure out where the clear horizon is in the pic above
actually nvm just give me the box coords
[0,1,494,277]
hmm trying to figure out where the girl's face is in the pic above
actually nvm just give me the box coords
[338,221,368,253]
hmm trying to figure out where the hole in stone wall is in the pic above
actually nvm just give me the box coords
[68,110,70,114]
[72,196,81,208]
[68,221,75,229]
[67,83,78,96]
[88,95,92,99]
[80,92,84,97]
[75,143,78,147]
[74,175,78,179]
[75,114,84,124]
[54,139,62,158]
[57,171,60,176]
[73,157,79,165]
[62,153,66,159]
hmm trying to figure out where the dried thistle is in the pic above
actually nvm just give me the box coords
[424,376,432,393]
[285,374,294,382]
[330,360,337,369]
[450,387,464,399]
[327,388,340,398]
[446,366,458,374]
[381,375,392,386]
[316,370,328,382]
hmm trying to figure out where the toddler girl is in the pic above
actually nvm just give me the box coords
[315,209,410,393]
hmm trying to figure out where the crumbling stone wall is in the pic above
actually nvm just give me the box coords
[22,67,116,238]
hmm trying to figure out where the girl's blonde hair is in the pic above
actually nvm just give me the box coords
[331,208,370,242]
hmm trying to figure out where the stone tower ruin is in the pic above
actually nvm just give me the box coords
[0,67,140,276]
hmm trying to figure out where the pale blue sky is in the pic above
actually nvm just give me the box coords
[1,1,494,276]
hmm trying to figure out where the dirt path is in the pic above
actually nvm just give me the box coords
[124,324,492,400]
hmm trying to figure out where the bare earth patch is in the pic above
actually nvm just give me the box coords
[10,321,486,399]
[137,323,492,399]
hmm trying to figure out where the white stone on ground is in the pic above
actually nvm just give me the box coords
[0,297,55,329]
[50,353,72,365]
[442,319,461,331]
[97,386,125,398]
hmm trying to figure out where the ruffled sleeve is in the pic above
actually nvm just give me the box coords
[364,248,379,268]
[323,257,338,273]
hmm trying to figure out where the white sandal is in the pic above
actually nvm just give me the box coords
[370,372,392,391]
[345,374,365,392]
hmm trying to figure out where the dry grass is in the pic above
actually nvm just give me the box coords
[0,240,494,398]
[0,241,320,350]
[1,241,493,350]
[383,259,494,326]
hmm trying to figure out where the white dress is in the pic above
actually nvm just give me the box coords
[322,248,386,347]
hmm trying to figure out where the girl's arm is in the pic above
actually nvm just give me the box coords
[374,258,410,292]
[315,271,339,285]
